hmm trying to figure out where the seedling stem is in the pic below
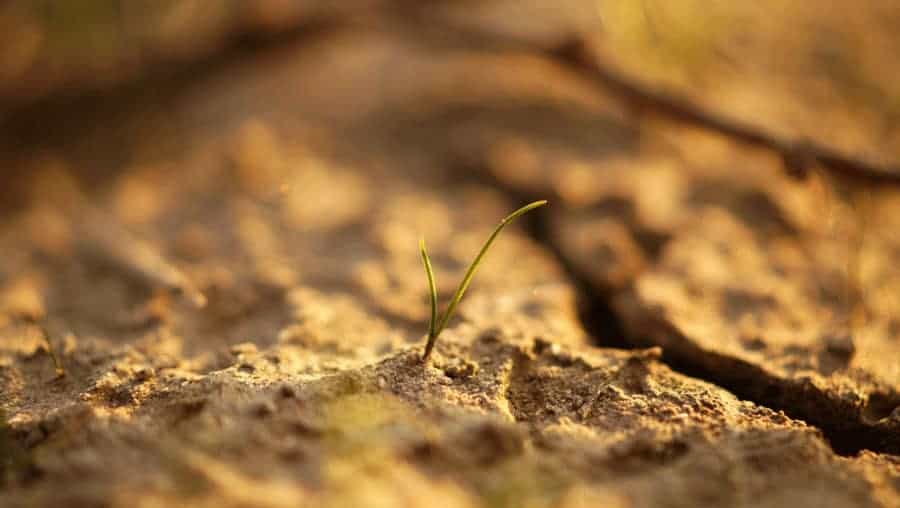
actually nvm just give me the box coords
[419,200,547,362]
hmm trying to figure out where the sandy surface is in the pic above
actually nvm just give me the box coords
[1,3,899,507]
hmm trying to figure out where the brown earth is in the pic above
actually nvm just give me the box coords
[2,3,900,507]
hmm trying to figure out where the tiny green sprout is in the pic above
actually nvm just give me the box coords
[419,200,548,363]
[37,324,65,379]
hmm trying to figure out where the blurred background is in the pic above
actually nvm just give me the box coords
[2,0,900,359]
[1,0,900,367]
[3,1,900,153]
[2,0,900,503]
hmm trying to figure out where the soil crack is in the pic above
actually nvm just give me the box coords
[497,187,900,458]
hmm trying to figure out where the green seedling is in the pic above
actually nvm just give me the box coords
[419,200,547,363]
[37,324,66,379]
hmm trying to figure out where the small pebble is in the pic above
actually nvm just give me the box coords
[134,366,155,382]
[252,399,277,417]
[279,384,297,398]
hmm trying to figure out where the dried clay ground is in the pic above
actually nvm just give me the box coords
[1,3,900,507]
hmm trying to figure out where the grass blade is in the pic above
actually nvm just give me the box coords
[419,238,438,340]
[422,200,547,362]
[38,324,66,379]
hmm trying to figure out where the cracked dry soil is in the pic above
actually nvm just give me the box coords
[2,7,900,508]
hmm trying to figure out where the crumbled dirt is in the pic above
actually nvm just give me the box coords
[3,296,898,507]
[488,125,900,455]
[2,2,900,507]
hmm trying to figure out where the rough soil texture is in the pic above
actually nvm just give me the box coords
[488,127,900,455]
[2,3,900,508]
[0,0,364,110]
